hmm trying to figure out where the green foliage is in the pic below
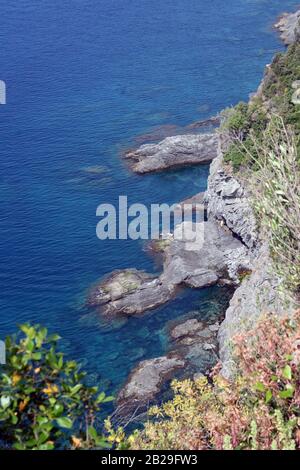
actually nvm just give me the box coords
[262,42,300,136]
[250,118,300,296]
[129,312,300,450]
[222,41,300,171]
[222,101,250,136]
[222,99,268,171]
[0,324,113,450]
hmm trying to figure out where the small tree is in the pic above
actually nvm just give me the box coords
[0,324,113,450]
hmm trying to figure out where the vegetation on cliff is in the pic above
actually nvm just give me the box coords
[222,39,300,170]
[129,312,300,450]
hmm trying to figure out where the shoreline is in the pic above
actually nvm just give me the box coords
[90,7,300,411]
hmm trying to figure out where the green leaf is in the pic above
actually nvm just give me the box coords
[102,395,114,403]
[70,384,82,396]
[265,390,272,404]
[279,385,294,399]
[53,403,64,417]
[282,365,292,381]
[88,426,98,441]
[255,382,265,393]
[47,334,61,343]
[32,352,42,361]
[56,416,73,429]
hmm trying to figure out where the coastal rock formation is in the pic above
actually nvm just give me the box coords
[117,354,185,408]
[117,316,221,413]
[124,133,218,174]
[218,244,297,378]
[174,191,206,215]
[88,269,176,316]
[275,9,300,45]
[205,147,258,250]
[168,317,220,371]
[88,220,251,316]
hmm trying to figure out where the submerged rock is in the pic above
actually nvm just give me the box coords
[117,354,185,407]
[168,317,220,372]
[124,133,219,174]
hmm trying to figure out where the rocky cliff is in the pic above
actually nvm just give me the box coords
[205,8,300,378]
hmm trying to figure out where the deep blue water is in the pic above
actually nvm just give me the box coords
[0,0,299,397]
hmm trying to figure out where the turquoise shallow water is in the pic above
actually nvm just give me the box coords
[0,0,299,399]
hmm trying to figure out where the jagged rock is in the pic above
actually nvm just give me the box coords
[88,220,250,316]
[167,317,221,374]
[218,244,297,379]
[205,150,258,250]
[174,191,206,215]
[275,9,300,45]
[117,354,185,407]
[88,269,155,305]
[124,133,219,174]
[88,269,176,316]
[169,318,204,340]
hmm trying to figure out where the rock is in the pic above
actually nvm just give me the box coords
[218,244,297,379]
[88,220,250,316]
[88,274,170,317]
[170,318,203,340]
[174,192,206,215]
[186,115,221,130]
[124,133,219,174]
[220,179,240,198]
[88,269,155,306]
[205,149,258,250]
[117,354,185,407]
[203,343,216,351]
[274,9,300,45]
[167,317,221,376]
[208,323,220,332]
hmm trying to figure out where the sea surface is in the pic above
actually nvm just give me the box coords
[0,0,299,401]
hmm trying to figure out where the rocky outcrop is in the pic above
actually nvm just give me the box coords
[275,9,300,45]
[87,269,176,316]
[218,244,296,378]
[124,133,218,174]
[117,354,185,409]
[168,317,220,372]
[205,145,258,250]
[88,220,251,316]
[117,316,222,413]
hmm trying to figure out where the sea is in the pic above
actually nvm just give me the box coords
[0,0,299,403]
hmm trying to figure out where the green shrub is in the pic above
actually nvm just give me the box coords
[250,118,300,296]
[0,324,113,450]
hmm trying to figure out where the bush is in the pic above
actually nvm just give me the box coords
[129,311,300,450]
[0,324,113,450]
[249,118,300,296]
[222,99,268,171]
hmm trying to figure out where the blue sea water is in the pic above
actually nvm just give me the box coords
[0,0,299,399]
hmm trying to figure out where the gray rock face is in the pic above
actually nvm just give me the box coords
[88,220,250,316]
[168,317,221,373]
[117,354,185,407]
[205,149,258,250]
[275,9,300,45]
[88,269,176,316]
[124,133,219,174]
[218,244,296,379]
